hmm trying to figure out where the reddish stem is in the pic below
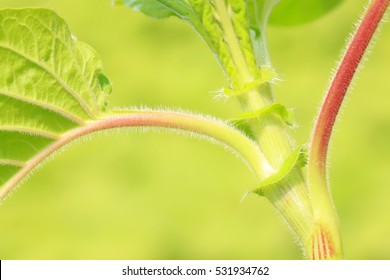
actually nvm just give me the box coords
[0,110,266,201]
[310,0,389,175]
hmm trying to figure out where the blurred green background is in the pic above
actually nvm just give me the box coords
[0,0,389,259]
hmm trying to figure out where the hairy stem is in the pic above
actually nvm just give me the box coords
[308,0,389,259]
[0,109,271,201]
[310,0,389,173]
[211,0,314,255]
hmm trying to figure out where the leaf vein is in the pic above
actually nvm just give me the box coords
[0,90,85,125]
[33,17,100,113]
[0,126,60,140]
[0,44,95,119]
[0,159,25,168]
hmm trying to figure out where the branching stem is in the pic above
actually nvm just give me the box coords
[0,109,271,201]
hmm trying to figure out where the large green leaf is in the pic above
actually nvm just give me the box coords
[269,0,344,26]
[0,9,111,188]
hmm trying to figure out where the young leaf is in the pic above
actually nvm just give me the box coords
[121,1,233,76]
[119,0,202,21]
[251,146,307,196]
[269,0,345,26]
[0,8,110,192]
[119,0,281,87]
[246,0,280,34]
[119,0,177,18]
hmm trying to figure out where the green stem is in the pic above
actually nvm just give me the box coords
[0,109,271,201]
[241,85,314,257]
[211,1,314,256]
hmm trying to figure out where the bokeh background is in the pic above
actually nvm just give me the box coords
[0,0,389,259]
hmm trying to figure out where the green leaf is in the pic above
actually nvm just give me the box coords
[118,1,218,58]
[119,0,203,26]
[229,101,294,141]
[246,0,280,35]
[119,0,275,87]
[231,103,293,126]
[121,0,241,85]
[0,9,111,193]
[252,146,307,196]
[120,0,181,19]
[269,0,344,26]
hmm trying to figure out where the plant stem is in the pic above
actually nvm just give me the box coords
[308,0,389,259]
[239,83,314,257]
[211,0,314,256]
[0,109,271,201]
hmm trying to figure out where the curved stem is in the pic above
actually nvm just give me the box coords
[308,0,389,259]
[310,0,389,174]
[0,109,271,201]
